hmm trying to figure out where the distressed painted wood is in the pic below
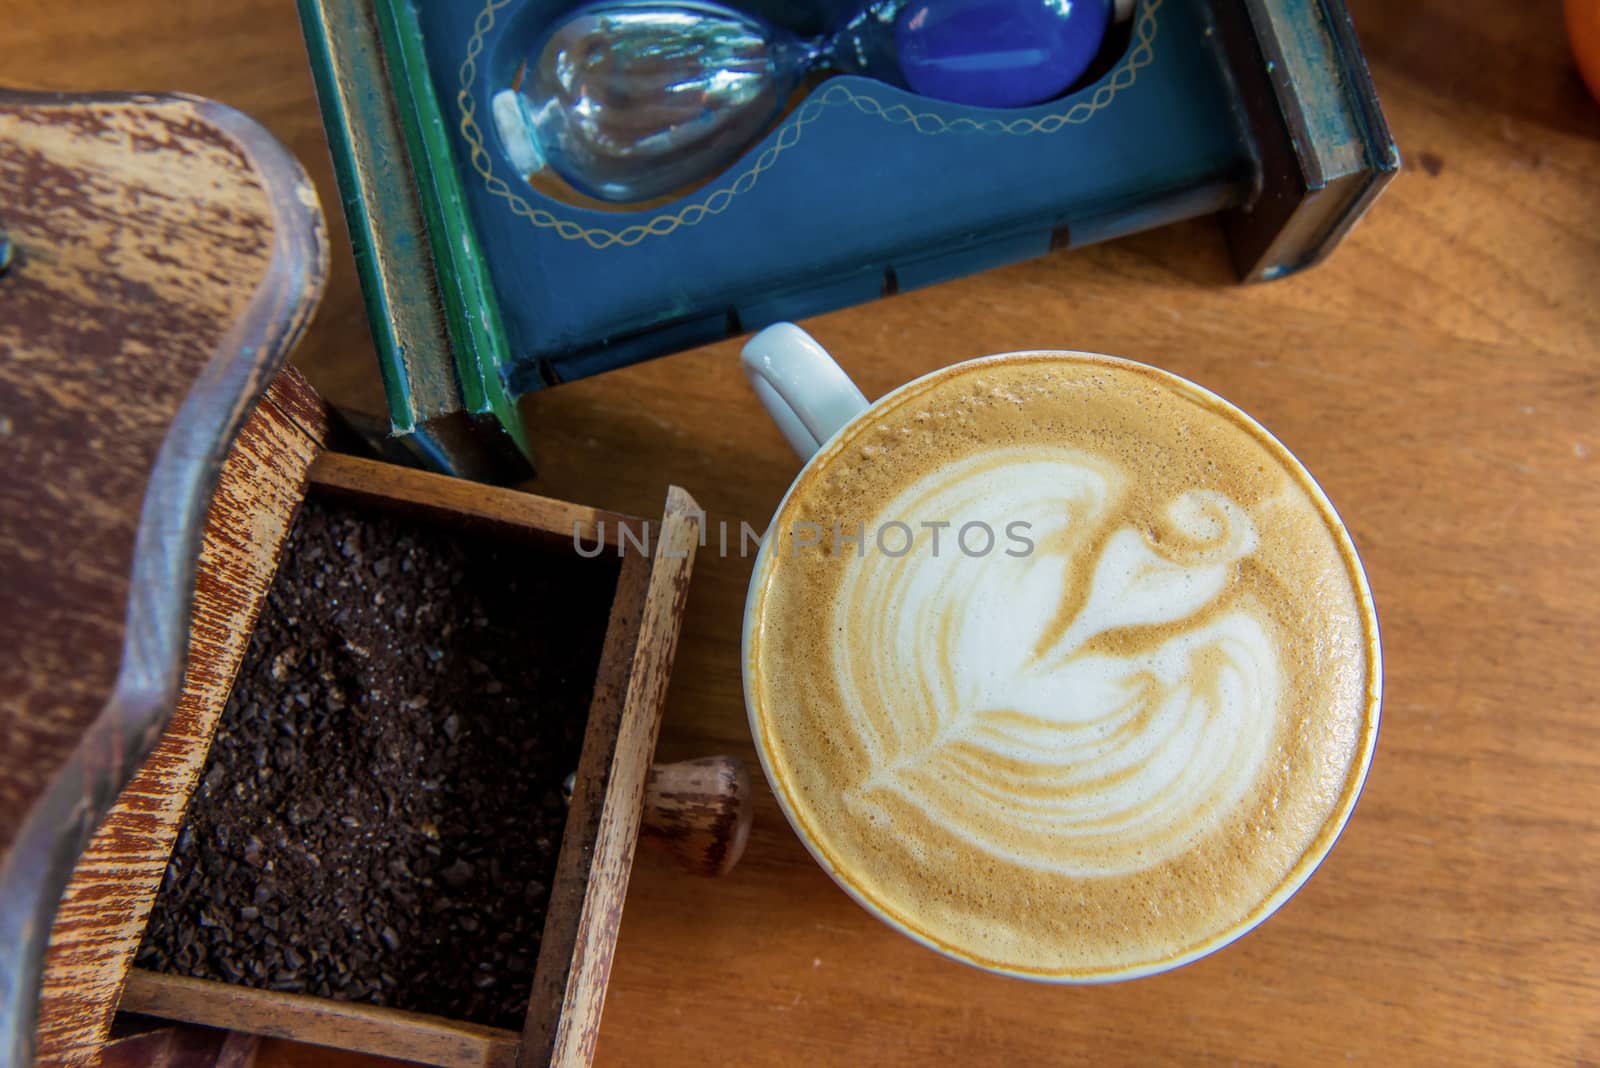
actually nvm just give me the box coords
[35,372,329,1068]
[0,89,328,1068]
[638,758,753,880]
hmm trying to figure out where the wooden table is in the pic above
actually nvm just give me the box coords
[11,2,1600,1064]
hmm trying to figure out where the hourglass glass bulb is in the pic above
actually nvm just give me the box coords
[496,0,1122,204]
[878,0,1114,108]
[504,1,812,202]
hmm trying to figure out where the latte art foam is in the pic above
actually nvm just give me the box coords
[748,355,1379,978]
[840,458,1281,878]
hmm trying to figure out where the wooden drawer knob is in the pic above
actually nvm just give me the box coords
[639,756,753,878]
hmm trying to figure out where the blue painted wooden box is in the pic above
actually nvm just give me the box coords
[299,0,1397,475]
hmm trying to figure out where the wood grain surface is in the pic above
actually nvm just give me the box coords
[0,88,327,1068]
[306,452,634,550]
[120,971,517,1068]
[98,1023,246,1068]
[525,489,700,1068]
[638,758,754,879]
[8,0,1599,1064]
[36,372,328,1066]
[522,552,652,1068]
[85,460,697,1068]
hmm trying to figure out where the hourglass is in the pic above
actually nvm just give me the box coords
[494,0,1134,203]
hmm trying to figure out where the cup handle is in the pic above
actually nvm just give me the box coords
[741,323,870,461]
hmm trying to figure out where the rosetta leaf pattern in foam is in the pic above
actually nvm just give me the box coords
[836,452,1282,877]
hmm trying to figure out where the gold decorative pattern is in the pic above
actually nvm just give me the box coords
[457,0,1161,248]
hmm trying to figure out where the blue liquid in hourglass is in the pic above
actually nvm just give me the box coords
[495,0,1120,203]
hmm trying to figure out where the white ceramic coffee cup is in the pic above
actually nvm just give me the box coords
[738,322,1381,981]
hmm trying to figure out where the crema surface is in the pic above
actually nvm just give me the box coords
[747,354,1379,977]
